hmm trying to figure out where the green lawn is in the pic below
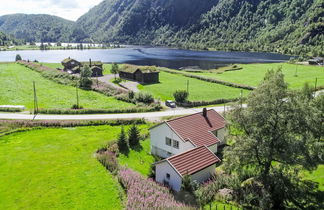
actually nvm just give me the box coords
[194,63,324,89]
[0,63,135,110]
[118,139,155,176]
[138,72,250,101]
[0,124,149,209]
[303,165,324,191]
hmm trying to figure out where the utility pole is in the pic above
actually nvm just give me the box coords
[314,78,318,97]
[33,81,38,120]
[186,80,189,93]
[240,90,243,108]
[294,65,298,77]
[76,81,79,109]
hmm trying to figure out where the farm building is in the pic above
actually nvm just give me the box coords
[155,146,220,192]
[119,64,159,84]
[150,108,226,158]
[61,58,103,77]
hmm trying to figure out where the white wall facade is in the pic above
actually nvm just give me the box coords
[191,164,216,183]
[156,162,216,192]
[208,144,218,153]
[150,123,195,158]
[212,127,227,145]
[155,161,182,192]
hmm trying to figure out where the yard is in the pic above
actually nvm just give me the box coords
[138,72,250,101]
[0,124,151,209]
[193,63,324,89]
[0,63,135,110]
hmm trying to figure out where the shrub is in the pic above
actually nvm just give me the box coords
[71,104,83,109]
[15,54,22,61]
[181,174,197,193]
[97,151,119,174]
[0,107,23,112]
[173,90,189,103]
[177,98,240,108]
[135,92,154,104]
[118,168,189,209]
[128,91,135,99]
[79,65,92,89]
[111,63,119,79]
[128,124,140,147]
[117,127,129,153]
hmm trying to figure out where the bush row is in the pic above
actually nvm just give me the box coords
[177,98,241,108]
[161,68,255,90]
[37,104,162,114]
[0,119,146,128]
[0,107,23,112]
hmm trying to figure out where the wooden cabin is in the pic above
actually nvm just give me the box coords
[119,64,159,84]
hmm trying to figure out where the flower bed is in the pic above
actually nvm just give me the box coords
[118,168,190,210]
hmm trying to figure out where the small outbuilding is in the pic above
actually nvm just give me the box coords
[119,64,160,84]
[155,146,220,192]
[61,58,103,76]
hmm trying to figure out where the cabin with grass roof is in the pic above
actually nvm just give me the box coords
[119,64,160,84]
[61,58,103,77]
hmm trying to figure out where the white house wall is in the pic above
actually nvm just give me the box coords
[155,161,182,192]
[208,144,218,153]
[190,164,216,183]
[150,123,195,158]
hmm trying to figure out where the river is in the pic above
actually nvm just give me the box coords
[0,46,292,69]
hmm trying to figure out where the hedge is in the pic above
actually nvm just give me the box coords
[177,98,241,108]
[37,104,162,115]
[160,68,255,90]
[0,107,23,112]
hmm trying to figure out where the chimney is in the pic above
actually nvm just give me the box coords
[89,58,92,67]
[202,108,207,118]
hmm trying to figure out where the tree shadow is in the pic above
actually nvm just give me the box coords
[130,143,143,152]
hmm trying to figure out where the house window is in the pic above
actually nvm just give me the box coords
[173,140,179,149]
[166,173,170,179]
[215,130,218,137]
[165,137,172,146]
[167,152,172,156]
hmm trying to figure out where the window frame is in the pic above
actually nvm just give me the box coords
[166,173,170,179]
[165,137,172,146]
[173,140,179,149]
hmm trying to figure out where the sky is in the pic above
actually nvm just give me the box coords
[0,0,102,21]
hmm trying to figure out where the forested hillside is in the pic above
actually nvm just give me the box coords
[0,31,23,46]
[0,14,74,42]
[76,0,323,56]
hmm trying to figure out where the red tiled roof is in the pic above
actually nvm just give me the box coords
[167,146,220,176]
[166,109,226,147]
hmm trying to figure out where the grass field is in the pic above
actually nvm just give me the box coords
[0,63,135,110]
[118,139,155,176]
[194,63,324,89]
[303,165,324,191]
[0,124,150,209]
[138,72,250,101]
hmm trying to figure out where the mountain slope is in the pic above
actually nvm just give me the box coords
[76,0,323,56]
[0,31,23,46]
[76,0,219,43]
[0,14,74,42]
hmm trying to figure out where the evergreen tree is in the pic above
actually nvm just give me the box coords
[15,54,22,61]
[111,63,119,80]
[128,124,140,147]
[79,65,92,89]
[117,127,129,153]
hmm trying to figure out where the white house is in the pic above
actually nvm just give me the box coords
[155,146,220,192]
[150,109,226,158]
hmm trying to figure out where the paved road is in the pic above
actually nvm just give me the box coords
[0,106,235,120]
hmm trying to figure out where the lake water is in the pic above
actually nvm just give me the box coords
[0,46,292,69]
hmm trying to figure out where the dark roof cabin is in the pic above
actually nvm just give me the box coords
[119,65,159,84]
[61,58,103,76]
[61,58,81,73]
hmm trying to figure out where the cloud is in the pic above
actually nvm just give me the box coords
[0,0,102,21]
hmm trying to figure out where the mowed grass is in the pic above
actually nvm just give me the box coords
[194,63,324,89]
[0,124,149,209]
[0,63,135,110]
[138,72,250,101]
[303,165,324,191]
[118,139,155,176]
